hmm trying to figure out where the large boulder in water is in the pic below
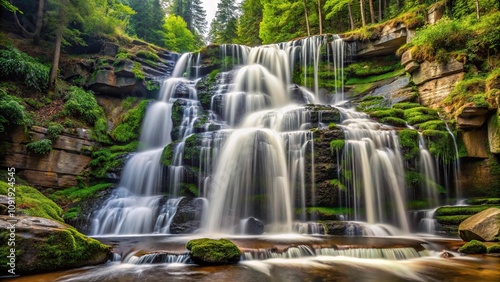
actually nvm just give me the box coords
[459,207,500,242]
[186,238,241,265]
[0,216,110,274]
[242,217,264,235]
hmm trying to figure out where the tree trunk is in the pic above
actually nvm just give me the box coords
[12,0,45,43]
[360,0,366,27]
[378,0,382,22]
[368,0,375,24]
[33,0,45,44]
[303,0,311,36]
[317,0,323,35]
[49,0,65,88]
[475,0,480,20]
[348,0,355,30]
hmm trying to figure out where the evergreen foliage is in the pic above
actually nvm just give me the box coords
[209,0,239,44]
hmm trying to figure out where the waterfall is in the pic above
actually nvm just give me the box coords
[89,35,449,237]
[338,108,409,232]
[418,133,439,207]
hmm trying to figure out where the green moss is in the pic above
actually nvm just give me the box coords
[346,57,401,77]
[392,102,421,110]
[50,183,113,205]
[487,244,500,253]
[111,99,149,142]
[328,179,346,190]
[330,139,345,154]
[63,207,82,220]
[89,149,112,178]
[92,117,111,144]
[435,205,499,216]
[345,68,405,85]
[369,108,405,119]
[135,50,160,62]
[183,134,201,163]
[416,120,446,131]
[422,130,454,162]
[186,238,241,265]
[161,143,174,166]
[180,183,199,197]
[26,139,52,154]
[380,117,407,127]
[328,123,339,130]
[302,207,350,217]
[398,129,419,160]
[32,227,110,273]
[0,181,63,222]
[465,198,500,205]
[459,240,487,254]
[436,215,470,225]
[132,62,145,80]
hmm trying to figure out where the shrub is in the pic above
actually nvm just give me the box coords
[47,123,64,140]
[26,139,52,155]
[0,88,27,132]
[64,87,103,125]
[0,47,49,91]
[459,240,487,254]
[111,100,149,142]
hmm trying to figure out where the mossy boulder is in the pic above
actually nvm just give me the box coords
[186,238,241,265]
[487,244,500,253]
[459,239,487,254]
[458,207,500,242]
[0,216,110,274]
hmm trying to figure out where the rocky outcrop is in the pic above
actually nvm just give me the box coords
[461,127,489,158]
[459,208,500,242]
[0,126,96,189]
[457,107,489,129]
[459,156,500,198]
[356,23,410,57]
[488,111,500,154]
[0,216,110,274]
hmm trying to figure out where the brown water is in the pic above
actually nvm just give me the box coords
[4,235,500,282]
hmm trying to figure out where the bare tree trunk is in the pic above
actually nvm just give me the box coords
[348,0,355,30]
[33,0,45,44]
[368,0,375,24]
[49,0,65,88]
[360,0,366,27]
[12,0,45,43]
[317,0,323,34]
[378,0,382,22]
[475,0,480,20]
[303,0,311,36]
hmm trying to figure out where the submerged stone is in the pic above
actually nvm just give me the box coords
[186,238,241,265]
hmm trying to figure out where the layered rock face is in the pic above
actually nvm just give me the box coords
[0,126,96,189]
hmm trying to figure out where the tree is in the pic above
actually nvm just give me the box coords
[317,0,323,34]
[237,0,262,46]
[49,0,65,87]
[260,0,308,44]
[11,0,45,44]
[171,0,208,46]
[208,0,239,44]
[1,0,18,12]
[127,0,166,46]
[324,0,355,31]
[475,0,480,20]
[303,0,311,36]
[359,0,366,26]
[163,15,196,52]
[368,0,375,24]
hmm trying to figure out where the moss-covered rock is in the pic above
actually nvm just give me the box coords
[398,129,419,160]
[186,238,241,265]
[487,244,500,253]
[0,216,110,274]
[459,239,487,254]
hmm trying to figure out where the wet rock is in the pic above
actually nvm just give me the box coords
[459,239,487,254]
[186,238,241,265]
[488,112,500,154]
[0,216,110,274]
[459,207,500,242]
[461,128,489,158]
[242,217,264,235]
[169,198,204,234]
